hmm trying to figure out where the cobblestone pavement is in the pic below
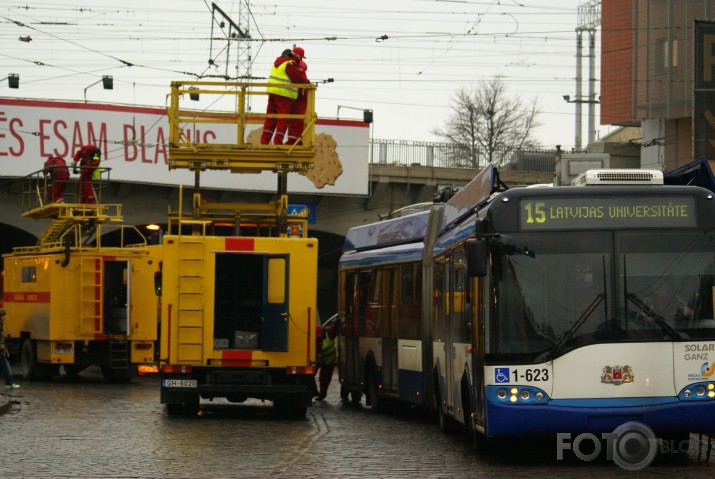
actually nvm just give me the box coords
[2,366,715,479]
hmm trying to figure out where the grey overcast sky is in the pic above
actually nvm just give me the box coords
[0,0,603,150]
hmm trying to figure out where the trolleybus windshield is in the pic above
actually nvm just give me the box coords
[486,229,715,363]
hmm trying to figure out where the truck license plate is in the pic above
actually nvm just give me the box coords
[162,379,197,388]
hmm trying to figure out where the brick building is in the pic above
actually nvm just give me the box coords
[601,0,715,171]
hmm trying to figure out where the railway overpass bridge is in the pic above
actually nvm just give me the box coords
[0,163,552,316]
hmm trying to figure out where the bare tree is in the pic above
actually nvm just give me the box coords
[433,76,541,168]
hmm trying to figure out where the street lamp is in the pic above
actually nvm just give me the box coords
[1,74,19,89]
[337,105,374,166]
[563,94,599,151]
[84,75,113,103]
[337,105,373,124]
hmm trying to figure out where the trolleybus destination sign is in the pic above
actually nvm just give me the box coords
[519,196,697,230]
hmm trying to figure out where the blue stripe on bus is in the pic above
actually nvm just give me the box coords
[484,398,715,437]
[547,397,677,407]
[398,369,425,405]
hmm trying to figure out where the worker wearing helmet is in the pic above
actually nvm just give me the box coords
[43,155,70,203]
[72,144,101,204]
[285,46,310,146]
[261,48,309,145]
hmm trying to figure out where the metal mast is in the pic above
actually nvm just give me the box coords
[573,0,601,151]
[209,2,253,109]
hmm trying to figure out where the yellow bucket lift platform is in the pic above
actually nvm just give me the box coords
[167,80,317,174]
[17,167,133,248]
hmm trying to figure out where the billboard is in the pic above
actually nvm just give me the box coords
[0,98,370,195]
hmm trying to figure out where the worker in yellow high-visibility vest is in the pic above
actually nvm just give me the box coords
[315,319,337,401]
[261,48,309,145]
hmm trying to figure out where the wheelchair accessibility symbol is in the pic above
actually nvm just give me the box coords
[494,368,510,383]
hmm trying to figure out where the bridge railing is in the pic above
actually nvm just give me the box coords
[369,139,557,173]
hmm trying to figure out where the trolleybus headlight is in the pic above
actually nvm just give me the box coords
[696,386,706,396]
[683,389,692,398]
[520,390,531,401]
[535,391,545,401]
[509,395,518,403]
[497,389,508,400]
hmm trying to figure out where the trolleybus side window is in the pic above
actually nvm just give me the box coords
[398,263,420,340]
[451,247,469,344]
[364,270,381,337]
[358,270,371,337]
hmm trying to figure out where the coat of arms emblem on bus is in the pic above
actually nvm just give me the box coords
[601,365,634,384]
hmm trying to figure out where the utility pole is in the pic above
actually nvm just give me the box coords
[209,2,253,108]
[569,0,601,151]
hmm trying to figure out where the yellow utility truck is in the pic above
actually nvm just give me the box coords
[159,80,319,416]
[2,170,161,381]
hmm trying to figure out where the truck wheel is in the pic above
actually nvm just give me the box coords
[21,339,38,380]
[273,400,307,418]
[166,401,199,417]
[101,365,132,383]
[166,403,183,416]
[21,339,56,381]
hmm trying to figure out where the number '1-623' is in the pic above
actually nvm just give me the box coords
[512,368,549,381]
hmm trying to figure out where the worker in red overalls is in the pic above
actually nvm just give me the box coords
[43,155,70,203]
[72,145,100,204]
[286,46,310,146]
[261,48,309,145]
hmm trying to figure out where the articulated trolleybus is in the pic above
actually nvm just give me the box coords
[338,165,715,446]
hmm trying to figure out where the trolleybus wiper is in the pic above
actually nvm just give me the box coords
[625,292,683,340]
[536,293,606,362]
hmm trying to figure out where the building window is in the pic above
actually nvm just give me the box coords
[657,38,679,70]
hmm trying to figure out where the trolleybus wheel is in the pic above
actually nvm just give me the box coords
[435,376,456,434]
[473,430,493,453]
[366,371,383,412]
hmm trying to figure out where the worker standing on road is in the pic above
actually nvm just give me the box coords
[315,319,338,401]
[261,48,309,145]
[0,309,20,390]
[72,145,101,204]
[285,46,310,146]
[43,155,70,203]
